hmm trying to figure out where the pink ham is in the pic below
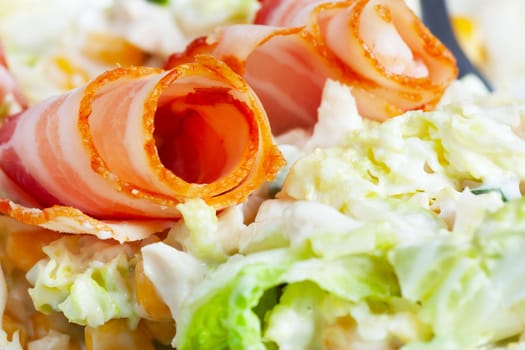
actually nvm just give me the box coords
[166,0,457,135]
[0,55,284,242]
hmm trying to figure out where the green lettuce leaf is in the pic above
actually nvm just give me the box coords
[174,249,295,350]
[26,236,138,327]
[172,198,448,349]
[390,238,508,348]
[174,197,525,349]
[282,103,525,226]
[284,255,399,302]
[390,198,525,349]
[264,282,350,350]
[173,199,228,263]
[240,198,446,258]
[175,250,403,350]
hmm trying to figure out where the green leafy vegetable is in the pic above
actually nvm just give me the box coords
[147,0,169,5]
[26,236,138,327]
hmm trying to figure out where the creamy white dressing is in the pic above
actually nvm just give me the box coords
[276,79,362,148]
[141,242,207,322]
[3,1,525,349]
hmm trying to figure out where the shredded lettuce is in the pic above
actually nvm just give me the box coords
[17,70,525,350]
[390,198,525,349]
[161,193,525,349]
[282,98,525,228]
[26,236,138,328]
[167,198,445,349]
[264,282,351,350]
[173,199,228,263]
[169,0,259,36]
[174,250,295,350]
[167,198,247,263]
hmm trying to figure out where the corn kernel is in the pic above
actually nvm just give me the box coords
[134,259,172,321]
[51,56,91,90]
[31,311,83,341]
[6,229,62,271]
[85,319,155,350]
[82,32,147,67]
[451,16,487,66]
[141,319,176,346]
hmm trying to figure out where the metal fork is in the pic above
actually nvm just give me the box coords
[420,0,493,91]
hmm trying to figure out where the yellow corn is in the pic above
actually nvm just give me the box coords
[28,331,82,350]
[322,316,360,350]
[5,229,62,271]
[51,56,92,90]
[32,311,55,339]
[84,319,155,350]
[141,318,176,346]
[134,259,172,321]
[451,16,487,66]
[82,32,147,67]
[2,313,28,348]
[31,312,85,349]
[32,311,81,338]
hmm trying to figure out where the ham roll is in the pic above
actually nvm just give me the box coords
[166,0,458,135]
[0,55,284,242]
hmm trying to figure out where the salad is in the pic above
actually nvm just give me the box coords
[0,0,525,350]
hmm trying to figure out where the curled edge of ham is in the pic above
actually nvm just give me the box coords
[0,200,174,242]
[0,55,285,242]
[306,0,458,107]
[166,0,458,136]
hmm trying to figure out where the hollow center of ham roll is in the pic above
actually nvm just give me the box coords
[154,86,251,184]
[0,55,284,240]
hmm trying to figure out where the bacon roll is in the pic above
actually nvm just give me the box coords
[0,55,284,242]
[166,0,458,135]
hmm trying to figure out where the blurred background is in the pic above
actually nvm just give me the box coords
[1,0,524,103]
[409,0,525,100]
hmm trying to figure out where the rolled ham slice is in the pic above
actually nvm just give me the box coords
[166,0,457,135]
[0,55,284,242]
